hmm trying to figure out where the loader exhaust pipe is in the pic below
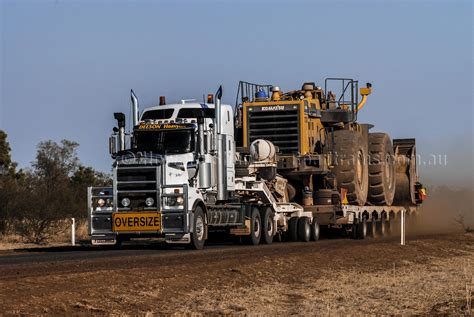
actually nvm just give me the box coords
[131,89,139,127]
[215,86,228,201]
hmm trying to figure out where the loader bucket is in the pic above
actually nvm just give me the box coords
[393,138,418,206]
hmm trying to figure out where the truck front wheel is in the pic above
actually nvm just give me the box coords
[189,206,206,250]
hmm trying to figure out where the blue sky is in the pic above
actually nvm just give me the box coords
[1,0,472,187]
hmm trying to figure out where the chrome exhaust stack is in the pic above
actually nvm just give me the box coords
[197,116,211,189]
[130,89,139,127]
[214,86,227,201]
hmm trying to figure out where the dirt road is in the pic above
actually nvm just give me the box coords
[0,233,472,315]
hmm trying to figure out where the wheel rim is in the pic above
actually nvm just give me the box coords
[254,217,261,238]
[195,216,204,241]
[267,217,273,236]
[357,150,364,186]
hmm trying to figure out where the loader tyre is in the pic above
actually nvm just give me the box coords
[298,217,311,242]
[288,217,299,242]
[330,130,369,205]
[188,206,206,250]
[310,219,320,241]
[368,133,396,205]
[260,207,274,245]
[245,207,262,245]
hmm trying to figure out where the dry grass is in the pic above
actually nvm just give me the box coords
[174,248,473,315]
[0,220,88,250]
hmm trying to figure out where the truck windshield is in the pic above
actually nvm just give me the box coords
[133,129,195,154]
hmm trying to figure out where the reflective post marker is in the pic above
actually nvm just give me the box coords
[71,218,76,246]
[400,210,406,246]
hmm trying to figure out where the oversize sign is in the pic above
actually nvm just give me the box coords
[112,212,161,232]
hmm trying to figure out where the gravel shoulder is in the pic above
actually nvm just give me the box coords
[0,233,473,315]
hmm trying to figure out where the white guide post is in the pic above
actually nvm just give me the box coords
[400,210,406,246]
[71,218,76,246]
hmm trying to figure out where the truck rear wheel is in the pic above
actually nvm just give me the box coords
[368,133,396,205]
[288,217,299,241]
[260,207,274,245]
[245,207,261,245]
[310,219,320,241]
[189,206,206,250]
[298,217,311,242]
[330,130,369,206]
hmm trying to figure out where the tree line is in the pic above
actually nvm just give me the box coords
[0,130,110,243]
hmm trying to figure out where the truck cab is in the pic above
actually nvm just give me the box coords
[89,98,236,249]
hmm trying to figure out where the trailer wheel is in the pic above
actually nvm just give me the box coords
[310,219,320,241]
[369,216,377,238]
[298,217,311,242]
[377,213,387,237]
[188,206,206,250]
[288,217,299,242]
[357,217,367,239]
[260,207,274,245]
[351,223,358,239]
[387,214,394,236]
[245,207,261,245]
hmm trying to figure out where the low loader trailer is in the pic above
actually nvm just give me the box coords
[88,80,425,249]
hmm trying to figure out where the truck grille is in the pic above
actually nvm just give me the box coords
[116,167,160,210]
[247,105,300,153]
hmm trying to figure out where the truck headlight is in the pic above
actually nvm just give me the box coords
[176,196,184,205]
[97,198,106,207]
[145,197,155,207]
[121,197,130,207]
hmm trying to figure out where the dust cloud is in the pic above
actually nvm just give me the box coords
[412,186,473,234]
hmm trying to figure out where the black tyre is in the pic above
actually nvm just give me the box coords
[357,217,368,239]
[329,130,369,205]
[387,214,394,236]
[260,207,274,245]
[310,219,320,241]
[377,213,387,237]
[245,207,262,245]
[351,223,358,239]
[368,216,377,238]
[188,206,206,250]
[298,217,311,242]
[368,133,396,205]
[288,217,299,242]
